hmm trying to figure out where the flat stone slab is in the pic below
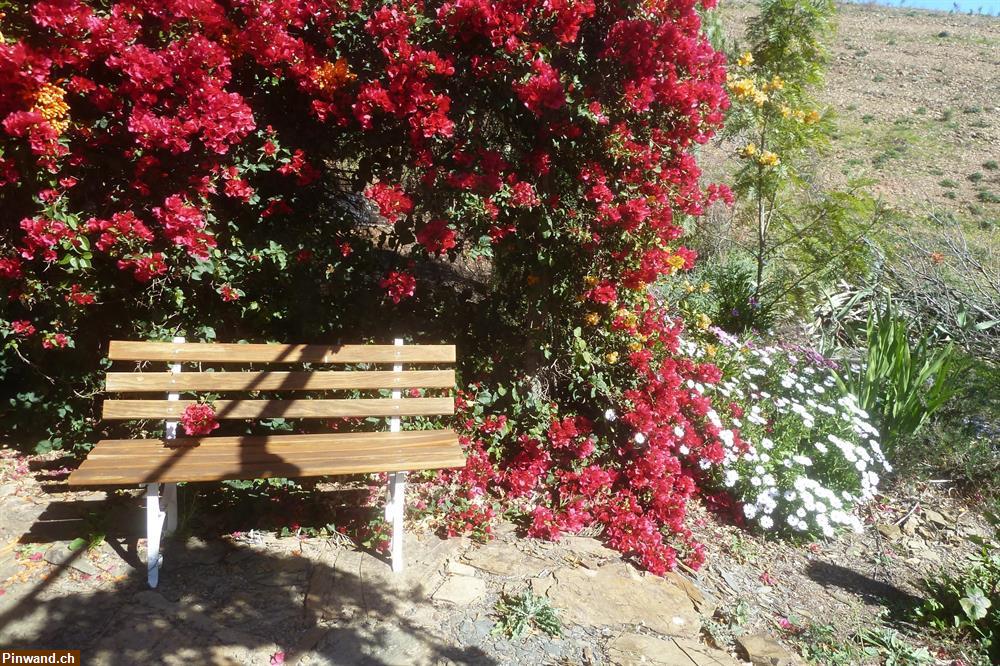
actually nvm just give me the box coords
[548,562,701,638]
[462,540,548,576]
[737,634,803,666]
[432,575,486,606]
[609,633,742,666]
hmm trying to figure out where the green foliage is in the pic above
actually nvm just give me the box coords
[836,296,959,450]
[491,592,561,640]
[915,515,1000,663]
[744,0,836,88]
[719,0,881,331]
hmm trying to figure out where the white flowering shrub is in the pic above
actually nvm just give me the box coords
[699,329,892,537]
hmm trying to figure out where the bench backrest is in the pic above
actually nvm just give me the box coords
[103,340,456,424]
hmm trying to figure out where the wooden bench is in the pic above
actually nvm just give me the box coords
[68,338,465,587]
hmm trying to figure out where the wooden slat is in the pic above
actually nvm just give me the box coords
[108,341,456,364]
[105,370,455,392]
[88,430,457,450]
[67,430,465,485]
[102,398,454,420]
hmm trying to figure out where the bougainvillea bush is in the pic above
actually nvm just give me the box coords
[702,328,890,537]
[0,0,734,573]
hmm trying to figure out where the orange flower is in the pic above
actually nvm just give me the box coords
[929,251,945,265]
[312,58,356,92]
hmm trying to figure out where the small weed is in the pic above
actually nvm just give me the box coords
[789,622,860,665]
[937,30,950,38]
[940,179,958,188]
[984,160,998,171]
[857,626,933,665]
[929,167,945,176]
[862,114,875,124]
[977,190,1000,204]
[915,106,927,115]
[971,119,989,129]
[846,103,857,111]
[940,109,954,122]
[944,191,957,200]
[968,172,984,183]
[872,74,885,83]
[492,592,561,640]
[963,106,982,114]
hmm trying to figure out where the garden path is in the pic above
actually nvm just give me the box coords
[0,448,755,666]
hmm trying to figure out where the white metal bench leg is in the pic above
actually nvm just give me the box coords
[146,482,165,588]
[386,338,406,573]
[387,471,407,572]
[163,482,178,535]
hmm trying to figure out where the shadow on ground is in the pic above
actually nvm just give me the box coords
[806,559,924,610]
[0,492,496,666]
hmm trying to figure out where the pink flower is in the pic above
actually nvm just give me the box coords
[180,403,219,436]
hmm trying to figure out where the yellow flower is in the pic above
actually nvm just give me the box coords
[739,143,758,159]
[803,110,821,125]
[700,282,711,293]
[758,151,780,167]
[667,254,686,271]
[583,275,598,287]
[584,312,601,326]
[727,78,759,103]
[736,51,754,68]
[32,83,70,134]
[684,280,696,293]
[604,351,619,365]
[766,75,784,91]
[696,313,711,330]
[753,90,768,107]
[705,344,717,358]
[628,341,643,352]
[779,105,793,118]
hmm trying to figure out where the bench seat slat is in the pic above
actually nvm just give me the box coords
[108,341,456,364]
[102,398,454,420]
[68,430,464,485]
[105,370,456,392]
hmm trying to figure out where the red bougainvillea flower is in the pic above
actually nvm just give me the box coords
[415,219,456,254]
[180,403,219,436]
[219,284,241,301]
[41,333,69,349]
[515,59,566,115]
[11,320,36,336]
[380,270,416,303]
[365,182,413,223]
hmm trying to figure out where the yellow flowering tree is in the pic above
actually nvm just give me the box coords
[718,0,882,332]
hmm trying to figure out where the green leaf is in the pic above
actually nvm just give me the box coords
[959,587,991,621]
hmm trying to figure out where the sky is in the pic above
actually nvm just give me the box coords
[846,0,1000,14]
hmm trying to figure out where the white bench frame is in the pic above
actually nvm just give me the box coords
[143,337,409,587]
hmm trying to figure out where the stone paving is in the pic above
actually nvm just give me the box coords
[0,461,749,665]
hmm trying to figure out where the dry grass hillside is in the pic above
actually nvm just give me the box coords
[713,2,999,222]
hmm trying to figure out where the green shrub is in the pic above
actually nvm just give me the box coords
[836,297,959,451]
[984,160,999,171]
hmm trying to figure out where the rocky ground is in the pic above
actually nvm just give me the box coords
[2,445,994,665]
[0,447,779,666]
